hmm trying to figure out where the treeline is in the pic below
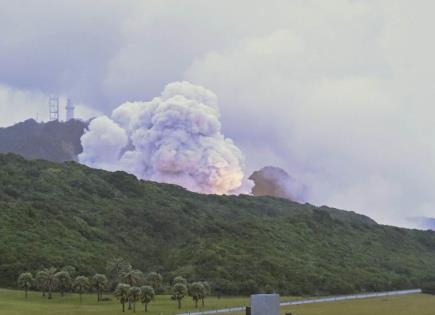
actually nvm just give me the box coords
[3,154,435,296]
[17,258,210,312]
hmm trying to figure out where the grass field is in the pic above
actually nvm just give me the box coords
[277,294,435,315]
[0,289,251,315]
[0,289,434,315]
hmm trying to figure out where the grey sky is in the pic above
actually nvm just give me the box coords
[1,0,434,226]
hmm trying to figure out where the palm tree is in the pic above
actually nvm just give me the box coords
[73,276,90,303]
[172,282,188,309]
[120,266,144,309]
[173,276,187,285]
[146,272,163,292]
[201,281,211,306]
[106,257,131,288]
[140,285,155,312]
[189,282,205,308]
[35,270,48,297]
[44,267,58,299]
[17,272,34,299]
[120,267,144,287]
[114,283,131,312]
[128,286,141,313]
[92,273,108,301]
[55,270,71,297]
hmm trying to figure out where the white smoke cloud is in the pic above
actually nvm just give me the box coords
[3,0,435,226]
[183,0,435,226]
[249,166,307,202]
[79,116,129,171]
[79,81,244,194]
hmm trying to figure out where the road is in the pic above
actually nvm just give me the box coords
[176,289,422,315]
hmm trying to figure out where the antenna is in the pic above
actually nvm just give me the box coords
[65,98,75,121]
[48,97,59,121]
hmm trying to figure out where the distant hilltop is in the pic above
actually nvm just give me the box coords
[0,119,87,162]
[408,217,435,230]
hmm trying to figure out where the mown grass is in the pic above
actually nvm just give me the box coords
[0,288,251,315]
[233,293,435,315]
[1,289,434,315]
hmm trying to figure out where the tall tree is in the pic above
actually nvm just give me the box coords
[106,257,131,288]
[114,283,131,313]
[92,273,108,302]
[128,286,141,313]
[17,272,33,299]
[189,282,205,308]
[201,281,211,306]
[120,266,144,310]
[55,271,71,297]
[35,270,48,297]
[146,272,163,292]
[61,266,76,278]
[73,276,90,303]
[120,267,144,287]
[44,267,58,299]
[140,285,155,312]
[172,282,188,309]
[173,276,187,285]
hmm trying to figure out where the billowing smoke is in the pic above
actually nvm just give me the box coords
[249,166,307,202]
[79,81,244,194]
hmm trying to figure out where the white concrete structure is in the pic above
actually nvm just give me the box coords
[251,294,280,315]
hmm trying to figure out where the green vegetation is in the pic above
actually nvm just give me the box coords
[17,272,33,299]
[0,289,434,315]
[56,270,72,297]
[172,283,188,309]
[1,153,435,296]
[276,294,435,315]
[0,288,250,315]
[16,259,210,313]
[140,286,155,312]
[114,283,131,312]
[73,276,90,303]
[0,119,86,162]
[189,282,206,308]
[128,286,141,312]
[146,272,162,293]
[92,274,109,302]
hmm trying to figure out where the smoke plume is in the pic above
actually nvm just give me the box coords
[79,81,244,194]
[249,166,307,202]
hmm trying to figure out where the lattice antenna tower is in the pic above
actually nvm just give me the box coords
[49,96,59,121]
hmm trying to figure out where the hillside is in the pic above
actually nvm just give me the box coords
[0,119,86,162]
[1,154,435,295]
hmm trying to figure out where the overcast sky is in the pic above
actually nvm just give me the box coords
[1,0,435,226]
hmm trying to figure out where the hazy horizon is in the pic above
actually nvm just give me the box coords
[1,0,435,227]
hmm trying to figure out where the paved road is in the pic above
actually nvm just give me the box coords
[176,289,422,315]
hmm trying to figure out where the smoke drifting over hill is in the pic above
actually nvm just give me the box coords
[3,1,435,226]
[79,82,244,194]
[249,166,307,202]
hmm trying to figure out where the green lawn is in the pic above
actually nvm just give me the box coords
[0,288,251,315]
[279,294,435,315]
[0,289,434,315]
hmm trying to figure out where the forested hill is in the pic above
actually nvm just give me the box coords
[1,153,435,295]
[0,119,86,162]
